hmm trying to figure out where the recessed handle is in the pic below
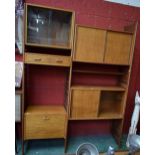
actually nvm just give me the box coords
[34,58,42,62]
[43,116,50,121]
[56,60,63,63]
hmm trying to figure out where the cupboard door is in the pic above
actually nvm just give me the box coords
[74,26,106,63]
[104,31,132,65]
[71,89,100,118]
[24,113,66,140]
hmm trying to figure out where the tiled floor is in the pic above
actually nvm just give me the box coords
[16,135,128,155]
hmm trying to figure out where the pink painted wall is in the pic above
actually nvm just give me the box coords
[24,0,140,136]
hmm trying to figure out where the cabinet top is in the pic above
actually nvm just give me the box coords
[26,3,75,13]
[25,105,66,115]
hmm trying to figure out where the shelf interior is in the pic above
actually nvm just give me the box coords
[25,65,69,106]
[98,91,125,117]
[72,62,129,88]
[72,69,124,75]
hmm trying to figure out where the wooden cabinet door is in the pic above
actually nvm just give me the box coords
[104,31,132,65]
[74,26,106,63]
[71,89,100,118]
[24,113,66,140]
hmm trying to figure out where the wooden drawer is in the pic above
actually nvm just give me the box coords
[24,106,67,140]
[24,53,70,67]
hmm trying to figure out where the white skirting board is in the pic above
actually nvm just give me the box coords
[15,94,21,122]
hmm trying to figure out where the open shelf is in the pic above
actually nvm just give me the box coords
[25,65,69,107]
[72,63,129,88]
[98,91,125,119]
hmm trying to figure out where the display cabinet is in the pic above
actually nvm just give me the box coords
[25,4,74,49]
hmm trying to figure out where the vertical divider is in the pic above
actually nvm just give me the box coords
[21,3,27,155]
[102,30,108,62]
[111,22,138,146]
[64,11,75,153]
[97,90,101,117]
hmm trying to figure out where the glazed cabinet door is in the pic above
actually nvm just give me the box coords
[26,4,73,49]
[74,26,106,63]
[104,31,133,65]
[70,89,100,119]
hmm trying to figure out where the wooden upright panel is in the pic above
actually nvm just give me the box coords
[71,89,100,118]
[74,26,106,63]
[104,31,132,65]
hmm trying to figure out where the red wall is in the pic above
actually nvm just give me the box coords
[24,0,140,135]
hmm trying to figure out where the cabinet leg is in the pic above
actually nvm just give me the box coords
[111,119,124,146]
[64,138,68,153]
[22,139,24,155]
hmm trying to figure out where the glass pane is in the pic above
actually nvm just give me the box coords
[27,5,72,47]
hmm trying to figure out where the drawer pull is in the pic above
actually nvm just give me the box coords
[34,58,42,62]
[56,60,63,63]
[43,116,50,121]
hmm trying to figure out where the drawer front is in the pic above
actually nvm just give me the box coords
[25,53,70,67]
[24,113,66,140]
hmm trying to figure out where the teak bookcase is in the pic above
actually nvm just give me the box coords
[21,3,137,154]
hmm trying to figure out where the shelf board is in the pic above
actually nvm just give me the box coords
[71,86,126,91]
[25,105,66,115]
[73,60,130,67]
[25,42,71,50]
[69,115,123,120]
[99,112,123,119]
[72,69,124,75]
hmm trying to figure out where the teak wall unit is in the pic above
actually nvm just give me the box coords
[22,3,75,154]
[21,3,137,154]
[68,24,137,148]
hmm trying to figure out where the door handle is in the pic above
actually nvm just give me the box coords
[56,60,63,63]
[34,58,42,62]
